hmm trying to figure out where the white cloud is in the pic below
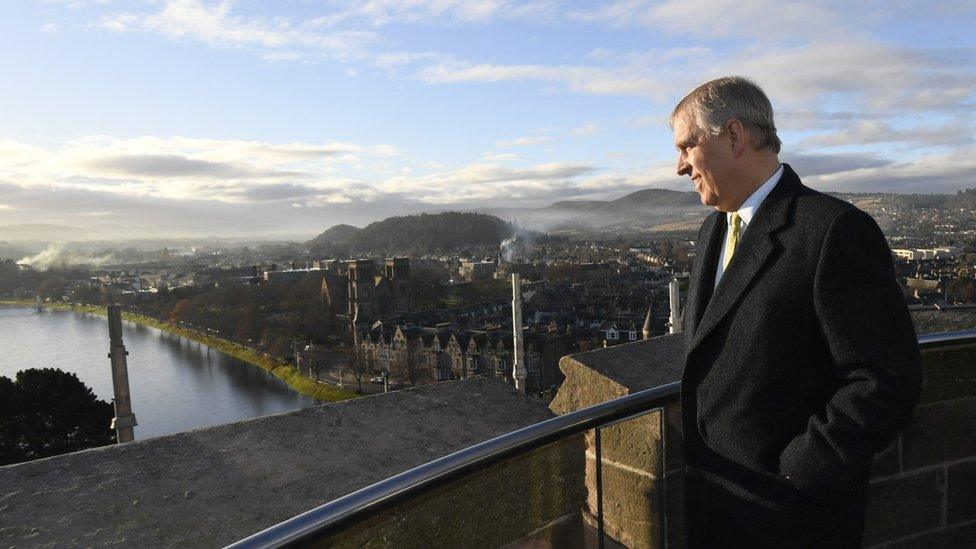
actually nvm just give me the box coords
[100,0,377,60]
[0,135,399,205]
[495,136,553,148]
[482,153,524,161]
[725,41,976,112]
[571,123,602,137]
[570,0,843,40]
[418,61,673,97]
[379,162,598,203]
[309,0,559,27]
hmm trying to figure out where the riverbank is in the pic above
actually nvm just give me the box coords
[0,300,358,403]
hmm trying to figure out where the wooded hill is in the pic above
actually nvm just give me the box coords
[308,212,515,255]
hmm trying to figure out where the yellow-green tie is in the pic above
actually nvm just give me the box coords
[723,212,741,270]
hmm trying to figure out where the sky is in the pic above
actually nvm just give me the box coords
[1,0,975,238]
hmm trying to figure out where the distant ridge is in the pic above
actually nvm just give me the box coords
[482,187,705,231]
[0,224,102,242]
[0,241,28,259]
[309,212,514,254]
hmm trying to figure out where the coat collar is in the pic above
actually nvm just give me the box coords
[686,163,802,355]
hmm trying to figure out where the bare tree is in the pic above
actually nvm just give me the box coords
[345,305,368,393]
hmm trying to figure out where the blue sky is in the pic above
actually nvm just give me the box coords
[1,0,974,237]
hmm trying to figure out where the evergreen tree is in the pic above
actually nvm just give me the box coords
[0,368,115,466]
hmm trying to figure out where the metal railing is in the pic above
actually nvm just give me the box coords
[227,330,976,549]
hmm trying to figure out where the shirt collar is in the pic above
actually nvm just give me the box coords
[728,163,783,227]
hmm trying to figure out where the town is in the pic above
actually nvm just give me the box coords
[3,189,976,397]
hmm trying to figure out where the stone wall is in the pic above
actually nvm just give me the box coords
[551,335,976,549]
[863,342,976,548]
[326,435,585,549]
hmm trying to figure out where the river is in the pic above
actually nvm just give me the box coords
[0,306,317,439]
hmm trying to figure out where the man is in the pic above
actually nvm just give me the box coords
[672,76,922,547]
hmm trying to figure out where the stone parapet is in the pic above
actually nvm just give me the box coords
[550,334,685,549]
[550,335,976,549]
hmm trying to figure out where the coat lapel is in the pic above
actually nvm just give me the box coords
[685,211,724,347]
[687,165,800,356]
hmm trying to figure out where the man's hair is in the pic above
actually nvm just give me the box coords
[670,76,782,154]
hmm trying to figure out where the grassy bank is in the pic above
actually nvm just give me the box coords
[2,300,357,403]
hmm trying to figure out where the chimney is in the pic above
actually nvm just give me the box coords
[511,273,527,393]
[668,278,683,334]
[642,305,653,340]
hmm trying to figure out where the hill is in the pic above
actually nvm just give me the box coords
[610,188,701,209]
[308,224,360,250]
[0,242,28,260]
[309,212,514,254]
[483,187,706,232]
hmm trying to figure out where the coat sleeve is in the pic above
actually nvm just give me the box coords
[778,207,922,507]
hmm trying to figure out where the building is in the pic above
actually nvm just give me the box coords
[320,257,412,322]
[459,261,497,281]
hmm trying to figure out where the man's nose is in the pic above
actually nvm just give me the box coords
[676,157,690,177]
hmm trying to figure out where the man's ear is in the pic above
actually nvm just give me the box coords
[725,118,747,159]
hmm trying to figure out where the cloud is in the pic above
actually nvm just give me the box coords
[726,42,976,112]
[804,146,976,193]
[239,183,326,202]
[86,153,295,179]
[379,162,598,203]
[308,0,559,27]
[571,122,602,137]
[570,0,843,40]
[0,135,398,205]
[495,136,553,148]
[100,0,377,60]
[781,153,893,177]
[418,61,673,97]
[797,121,974,149]
[482,153,524,161]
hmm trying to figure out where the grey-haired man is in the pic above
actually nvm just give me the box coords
[673,76,922,547]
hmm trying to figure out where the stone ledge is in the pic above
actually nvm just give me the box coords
[0,377,554,548]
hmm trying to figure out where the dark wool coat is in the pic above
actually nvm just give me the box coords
[681,164,923,548]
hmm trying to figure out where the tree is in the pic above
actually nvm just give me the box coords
[346,347,369,393]
[168,298,192,322]
[0,368,115,466]
[947,276,975,303]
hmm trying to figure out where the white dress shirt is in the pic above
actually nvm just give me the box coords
[714,164,784,289]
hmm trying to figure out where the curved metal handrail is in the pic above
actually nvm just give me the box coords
[228,329,976,548]
[917,329,976,349]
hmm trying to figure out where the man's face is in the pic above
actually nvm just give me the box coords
[673,114,733,210]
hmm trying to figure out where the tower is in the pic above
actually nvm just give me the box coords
[347,259,376,320]
[385,257,411,312]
